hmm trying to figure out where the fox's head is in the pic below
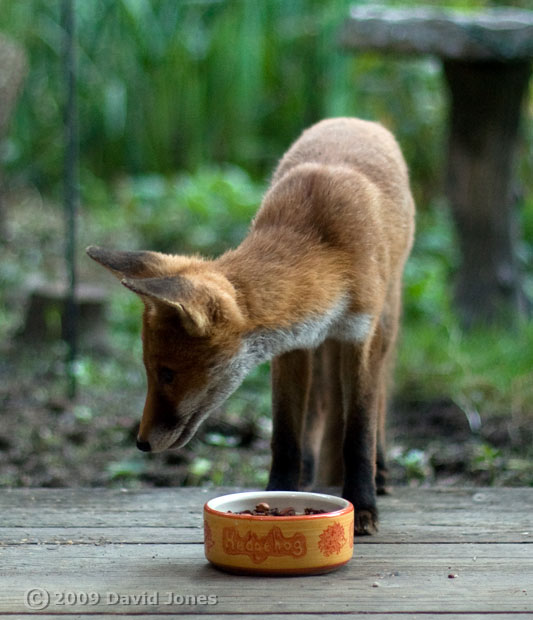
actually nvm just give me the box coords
[86,246,251,452]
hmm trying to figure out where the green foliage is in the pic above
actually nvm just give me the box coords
[471,443,503,485]
[187,451,269,487]
[397,203,533,420]
[1,0,533,487]
[113,166,264,254]
[82,165,263,253]
[107,457,147,480]
[402,203,459,325]
[0,0,505,203]
[393,448,430,483]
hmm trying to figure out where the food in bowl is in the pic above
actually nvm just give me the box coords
[204,490,354,575]
[228,502,328,516]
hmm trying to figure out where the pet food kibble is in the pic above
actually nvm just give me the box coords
[227,503,329,516]
[304,507,327,515]
[279,507,296,516]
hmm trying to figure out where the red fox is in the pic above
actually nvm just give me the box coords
[87,117,415,534]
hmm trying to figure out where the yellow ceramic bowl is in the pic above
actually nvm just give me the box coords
[204,491,354,575]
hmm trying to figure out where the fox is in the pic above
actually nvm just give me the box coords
[87,117,415,534]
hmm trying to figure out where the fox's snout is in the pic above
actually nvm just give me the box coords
[135,405,180,454]
[136,438,151,452]
[135,422,180,453]
[135,388,213,453]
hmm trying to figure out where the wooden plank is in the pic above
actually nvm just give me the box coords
[1,487,531,544]
[12,616,531,620]
[5,485,533,511]
[0,527,199,545]
[12,616,533,620]
[0,542,531,615]
[2,486,532,513]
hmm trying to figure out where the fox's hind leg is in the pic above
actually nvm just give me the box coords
[375,284,401,496]
[300,340,344,489]
[267,348,312,491]
[299,362,325,489]
[375,384,390,496]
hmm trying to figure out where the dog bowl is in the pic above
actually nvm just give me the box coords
[204,490,354,575]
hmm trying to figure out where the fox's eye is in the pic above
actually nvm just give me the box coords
[159,366,175,385]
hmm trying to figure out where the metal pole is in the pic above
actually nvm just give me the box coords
[62,0,78,399]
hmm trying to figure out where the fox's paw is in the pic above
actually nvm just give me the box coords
[354,507,378,536]
[343,483,378,535]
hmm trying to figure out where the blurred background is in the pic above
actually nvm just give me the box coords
[0,0,532,490]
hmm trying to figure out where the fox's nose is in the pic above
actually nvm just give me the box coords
[136,438,151,452]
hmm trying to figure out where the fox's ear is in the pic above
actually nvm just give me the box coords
[86,246,172,279]
[121,276,212,337]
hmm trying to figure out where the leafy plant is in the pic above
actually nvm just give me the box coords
[393,448,430,484]
[106,457,147,480]
[0,0,481,204]
[471,443,503,485]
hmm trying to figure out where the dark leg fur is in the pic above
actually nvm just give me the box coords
[298,344,332,489]
[268,325,393,535]
[340,341,380,536]
[299,447,316,489]
[267,349,312,491]
[375,441,390,496]
[342,417,379,535]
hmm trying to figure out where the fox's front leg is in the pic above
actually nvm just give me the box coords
[267,349,312,491]
[340,341,380,536]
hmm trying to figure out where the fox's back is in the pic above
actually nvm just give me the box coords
[272,117,410,199]
[255,118,415,273]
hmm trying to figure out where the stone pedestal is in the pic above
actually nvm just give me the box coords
[341,6,533,324]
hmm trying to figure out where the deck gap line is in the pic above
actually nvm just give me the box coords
[0,540,204,549]
[2,540,532,546]
[3,611,533,617]
[0,525,202,529]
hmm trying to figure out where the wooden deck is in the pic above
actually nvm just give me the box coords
[0,486,531,618]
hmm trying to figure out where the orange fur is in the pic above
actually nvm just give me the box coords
[87,117,415,534]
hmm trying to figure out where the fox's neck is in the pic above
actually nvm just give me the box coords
[216,226,353,361]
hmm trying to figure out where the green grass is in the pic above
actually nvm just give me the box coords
[398,319,533,417]
[397,204,533,422]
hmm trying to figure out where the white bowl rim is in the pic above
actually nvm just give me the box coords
[205,490,352,517]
